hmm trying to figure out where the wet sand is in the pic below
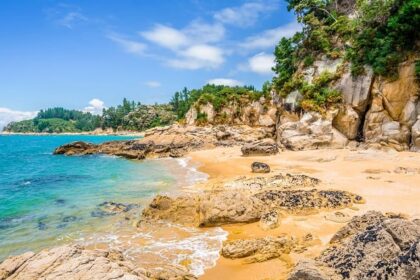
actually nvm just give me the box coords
[189,146,420,279]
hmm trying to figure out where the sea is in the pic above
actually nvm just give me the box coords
[0,135,226,276]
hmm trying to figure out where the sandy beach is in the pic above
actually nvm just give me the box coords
[187,146,420,279]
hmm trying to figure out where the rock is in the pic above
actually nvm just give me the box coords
[98,202,139,214]
[0,245,196,280]
[253,189,363,214]
[284,90,303,112]
[199,191,264,226]
[335,65,374,113]
[277,112,338,151]
[411,119,420,151]
[241,138,278,156]
[288,260,331,280]
[251,162,270,173]
[259,211,279,230]
[332,105,360,140]
[318,212,420,280]
[53,141,96,155]
[221,236,294,263]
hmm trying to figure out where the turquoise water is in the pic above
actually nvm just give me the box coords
[0,135,181,260]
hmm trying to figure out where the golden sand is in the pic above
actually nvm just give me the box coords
[188,147,420,279]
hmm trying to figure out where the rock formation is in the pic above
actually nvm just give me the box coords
[288,211,420,280]
[0,245,196,280]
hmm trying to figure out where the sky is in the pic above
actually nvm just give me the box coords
[0,0,299,128]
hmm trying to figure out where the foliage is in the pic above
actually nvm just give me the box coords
[170,84,264,120]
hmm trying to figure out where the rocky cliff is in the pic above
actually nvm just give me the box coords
[184,58,419,152]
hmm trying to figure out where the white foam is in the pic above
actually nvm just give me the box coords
[175,157,208,187]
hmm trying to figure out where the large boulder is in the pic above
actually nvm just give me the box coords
[277,111,346,150]
[411,118,420,151]
[241,138,278,156]
[199,191,264,226]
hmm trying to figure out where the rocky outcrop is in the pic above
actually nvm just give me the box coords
[277,111,348,150]
[221,236,295,263]
[241,139,278,156]
[288,211,420,280]
[54,125,274,160]
[363,60,419,151]
[0,245,196,280]
[251,162,270,173]
[140,174,363,227]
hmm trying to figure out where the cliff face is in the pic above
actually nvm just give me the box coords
[185,58,419,152]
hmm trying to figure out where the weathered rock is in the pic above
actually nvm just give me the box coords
[251,162,270,173]
[259,211,279,230]
[241,138,278,156]
[253,189,363,214]
[411,119,420,151]
[284,90,303,112]
[277,112,341,151]
[288,260,331,280]
[335,65,374,113]
[318,211,420,280]
[221,236,294,263]
[199,191,264,226]
[333,105,360,140]
[92,201,139,217]
[0,245,196,280]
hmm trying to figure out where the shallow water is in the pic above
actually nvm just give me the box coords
[0,135,223,276]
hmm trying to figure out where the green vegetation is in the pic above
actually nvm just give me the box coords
[170,84,265,120]
[272,0,419,112]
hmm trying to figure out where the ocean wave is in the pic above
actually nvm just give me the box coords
[175,157,208,186]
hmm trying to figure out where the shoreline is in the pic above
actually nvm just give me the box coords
[0,131,145,137]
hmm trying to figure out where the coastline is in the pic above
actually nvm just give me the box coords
[0,131,145,137]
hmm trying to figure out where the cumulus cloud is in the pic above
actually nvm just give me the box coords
[241,21,302,50]
[168,44,224,69]
[248,52,275,74]
[145,81,161,88]
[140,24,188,50]
[0,108,38,130]
[214,1,278,27]
[107,34,147,56]
[83,99,105,115]
[207,78,243,87]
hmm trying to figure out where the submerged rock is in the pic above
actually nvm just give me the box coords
[91,202,139,218]
[251,162,270,173]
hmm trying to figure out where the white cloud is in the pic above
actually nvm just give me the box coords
[241,21,301,50]
[184,21,225,44]
[214,1,278,27]
[108,34,147,56]
[145,81,161,88]
[168,44,224,70]
[207,78,243,87]
[248,52,275,74]
[140,24,188,50]
[57,12,87,29]
[0,108,38,130]
[83,99,105,115]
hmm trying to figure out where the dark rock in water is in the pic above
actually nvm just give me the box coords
[62,216,77,223]
[91,202,140,218]
[251,162,270,173]
[55,199,66,205]
[56,223,67,229]
[37,221,47,231]
[241,139,278,156]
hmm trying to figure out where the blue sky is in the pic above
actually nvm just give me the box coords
[0,0,299,128]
